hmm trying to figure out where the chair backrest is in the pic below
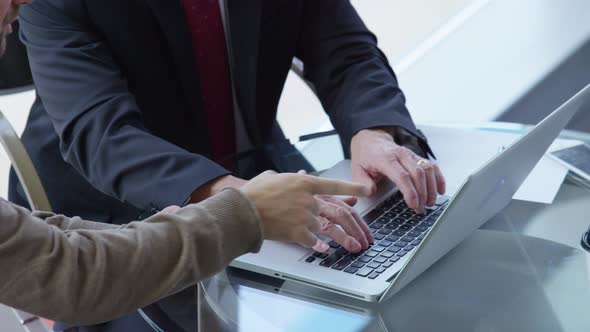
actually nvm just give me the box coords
[0,111,51,212]
[0,19,53,332]
[0,110,53,330]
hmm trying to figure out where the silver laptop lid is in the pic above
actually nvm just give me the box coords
[381,83,590,302]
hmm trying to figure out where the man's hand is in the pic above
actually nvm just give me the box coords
[351,128,446,214]
[295,170,373,253]
[241,171,371,253]
[314,195,373,252]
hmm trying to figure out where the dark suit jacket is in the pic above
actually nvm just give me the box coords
[13,0,429,330]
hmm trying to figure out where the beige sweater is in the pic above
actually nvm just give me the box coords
[0,188,262,325]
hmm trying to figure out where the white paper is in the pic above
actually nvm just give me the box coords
[418,125,582,204]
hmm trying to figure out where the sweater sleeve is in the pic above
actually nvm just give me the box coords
[0,189,261,325]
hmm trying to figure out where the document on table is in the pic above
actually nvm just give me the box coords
[418,125,583,204]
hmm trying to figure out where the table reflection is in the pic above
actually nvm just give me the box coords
[201,229,590,332]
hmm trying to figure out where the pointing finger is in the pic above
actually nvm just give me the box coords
[305,176,371,197]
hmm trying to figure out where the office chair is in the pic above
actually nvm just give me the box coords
[0,110,53,331]
[0,20,53,332]
[0,113,53,331]
[0,111,52,211]
[0,20,50,212]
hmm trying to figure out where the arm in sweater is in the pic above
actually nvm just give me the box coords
[0,188,261,325]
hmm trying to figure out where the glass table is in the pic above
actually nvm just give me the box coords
[197,123,590,332]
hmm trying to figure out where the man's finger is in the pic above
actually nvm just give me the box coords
[296,229,323,249]
[398,151,427,213]
[334,195,357,207]
[318,217,362,253]
[309,196,321,217]
[351,164,377,195]
[322,196,373,245]
[317,197,369,249]
[317,195,357,208]
[423,163,438,206]
[433,163,446,194]
[306,211,322,233]
[312,239,331,253]
[378,159,420,212]
[306,176,371,197]
[409,153,438,207]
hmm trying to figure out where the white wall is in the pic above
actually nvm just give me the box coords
[276,0,474,139]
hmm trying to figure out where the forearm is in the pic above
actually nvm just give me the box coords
[356,126,431,158]
[297,1,431,153]
[0,190,262,325]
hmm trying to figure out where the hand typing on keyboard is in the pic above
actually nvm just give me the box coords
[305,192,449,278]
[297,170,374,253]
[350,128,446,214]
[314,195,374,253]
[241,171,371,253]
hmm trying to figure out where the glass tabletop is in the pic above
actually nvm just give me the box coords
[199,122,590,332]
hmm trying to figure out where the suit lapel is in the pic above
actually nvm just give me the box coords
[227,0,262,143]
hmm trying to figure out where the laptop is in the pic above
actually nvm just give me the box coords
[231,83,590,302]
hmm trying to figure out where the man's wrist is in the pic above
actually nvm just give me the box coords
[352,128,397,146]
[360,126,428,158]
[189,175,247,203]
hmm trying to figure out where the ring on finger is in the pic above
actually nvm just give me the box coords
[417,159,430,167]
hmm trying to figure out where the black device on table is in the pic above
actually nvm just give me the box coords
[549,144,590,253]
[582,226,590,253]
[550,143,590,181]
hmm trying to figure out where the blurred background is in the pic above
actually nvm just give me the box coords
[1,0,590,196]
[276,0,590,139]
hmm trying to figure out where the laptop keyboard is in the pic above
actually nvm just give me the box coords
[305,191,448,279]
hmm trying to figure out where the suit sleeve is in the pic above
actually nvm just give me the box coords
[296,0,433,155]
[18,1,230,211]
[0,190,262,325]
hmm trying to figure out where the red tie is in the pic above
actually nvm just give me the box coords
[182,0,236,170]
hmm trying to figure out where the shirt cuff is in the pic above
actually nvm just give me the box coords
[385,126,436,159]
